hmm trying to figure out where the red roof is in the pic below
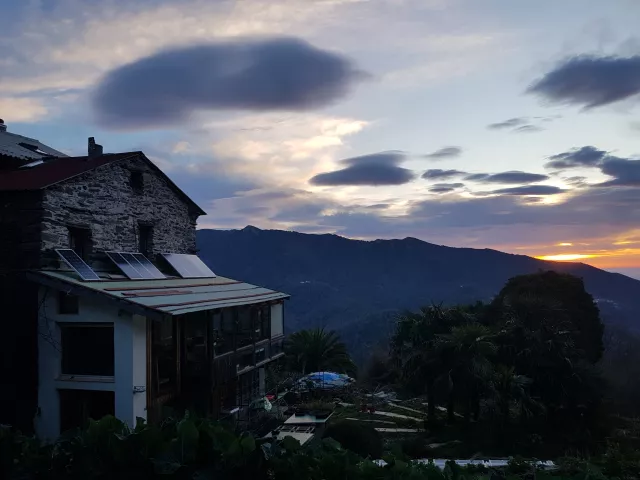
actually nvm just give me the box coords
[0,151,206,215]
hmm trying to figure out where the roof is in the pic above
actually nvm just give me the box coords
[28,270,289,318]
[0,130,67,160]
[0,151,206,215]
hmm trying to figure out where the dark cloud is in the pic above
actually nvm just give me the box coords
[424,146,462,159]
[527,55,640,109]
[309,151,415,186]
[487,117,528,130]
[598,156,640,186]
[422,169,466,180]
[92,37,366,129]
[429,183,465,194]
[546,146,608,169]
[465,171,549,184]
[514,124,543,133]
[489,185,565,196]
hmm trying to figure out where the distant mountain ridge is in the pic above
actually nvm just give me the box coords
[197,226,640,361]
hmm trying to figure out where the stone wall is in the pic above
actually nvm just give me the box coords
[40,155,200,267]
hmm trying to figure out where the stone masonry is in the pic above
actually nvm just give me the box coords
[40,154,200,267]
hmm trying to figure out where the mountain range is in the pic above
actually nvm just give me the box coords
[197,226,640,363]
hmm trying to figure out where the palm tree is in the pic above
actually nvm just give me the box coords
[491,365,533,425]
[392,305,470,423]
[438,323,497,422]
[285,328,356,375]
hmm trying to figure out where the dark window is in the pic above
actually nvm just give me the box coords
[151,317,177,395]
[68,227,92,260]
[259,306,270,341]
[237,307,252,349]
[60,324,114,376]
[130,171,144,194]
[58,292,79,315]
[59,389,114,433]
[139,225,153,257]
[213,310,234,356]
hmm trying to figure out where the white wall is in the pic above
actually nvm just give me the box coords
[35,287,147,441]
[270,302,284,338]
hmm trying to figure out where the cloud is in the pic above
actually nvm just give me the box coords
[598,156,640,186]
[309,151,415,186]
[488,185,565,196]
[487,117,528,130]
[528,55,640,109]
[545,146,608,169]
[422,168,466,180]
[92,37,366,129]
[424,146,462,159]
[0,97,48,122]
[429,182,465,193]
[514,124,543,133]
[464,171,549,184]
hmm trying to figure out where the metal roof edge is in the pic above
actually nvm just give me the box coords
[26,270,166,321]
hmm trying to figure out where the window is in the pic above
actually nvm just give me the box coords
[130,171,144,194]
[258,306,270,341]
[237,307,252,349]
[151,317,177,394]
[138,224,153,257]
[59,389,114,433]
[213,310,233,356]
[58,292,79,315]
[68,226,92,260]
[60,324,114,376]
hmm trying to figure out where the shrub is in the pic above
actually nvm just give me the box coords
[323,420,383,459]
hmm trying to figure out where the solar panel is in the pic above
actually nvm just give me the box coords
[106,251,165,280]
[162,253,216,278]
[105,252,143,279]
[56,249,101,281]
[132,253,165,279]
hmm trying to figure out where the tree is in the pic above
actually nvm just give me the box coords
[438,323,497,422]
[492,271,604,363]
[285,328,356,375]
[391,305,469,423]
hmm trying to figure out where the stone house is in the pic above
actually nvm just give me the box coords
[0,123,288,439]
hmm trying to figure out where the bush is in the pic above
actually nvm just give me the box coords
[323,420,383,459]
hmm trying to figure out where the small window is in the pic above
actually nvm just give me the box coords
[61,324,114,376]
[130,171,144,194]
[139,224,153,257]
[58,292,79,315]
[68,227,92,260]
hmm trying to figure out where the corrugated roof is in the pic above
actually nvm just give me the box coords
[0,130,67,160]
[29,270,289,317]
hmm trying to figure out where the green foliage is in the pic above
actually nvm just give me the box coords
[285,327,357,375]
[323,419,384,459]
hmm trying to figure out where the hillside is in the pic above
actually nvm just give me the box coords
[197,226,640,361]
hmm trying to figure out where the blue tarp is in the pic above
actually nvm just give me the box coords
[296,371,354,390]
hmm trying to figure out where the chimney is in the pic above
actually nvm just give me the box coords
[88,137,103,159]
[0,119,6,132]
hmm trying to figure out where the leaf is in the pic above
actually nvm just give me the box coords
[322,437,342,451]
[240,434,256,453]
[281,435,301,452]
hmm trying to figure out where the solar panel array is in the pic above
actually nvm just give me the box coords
[106,252,165,280]
[56,249,101,281]
[162,253,216,278]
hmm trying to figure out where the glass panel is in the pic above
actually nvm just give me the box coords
[271,338,284,357]
[238,350,254,371]
[151,317,177,395]
[236,307,252,349]
[61,324,114,376]
[255,347,266,364]
[213,309,234,356]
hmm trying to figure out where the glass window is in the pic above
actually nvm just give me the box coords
[259,306,270,341]
[138,225,153,257]
[213,309,234,356]
[255,347,266,364]
[236,307,252,349]
[151,317,177,394]
[60,324,114,376]
[68,226,92,260]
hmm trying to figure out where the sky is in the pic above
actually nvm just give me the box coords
[2,0,640,278]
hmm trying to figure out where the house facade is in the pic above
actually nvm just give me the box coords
[0,124,288,439]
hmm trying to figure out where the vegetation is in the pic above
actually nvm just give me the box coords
[3,413,639,479]
[323,420,384,459]
[391,272,608,455]
[285,327,356,375]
